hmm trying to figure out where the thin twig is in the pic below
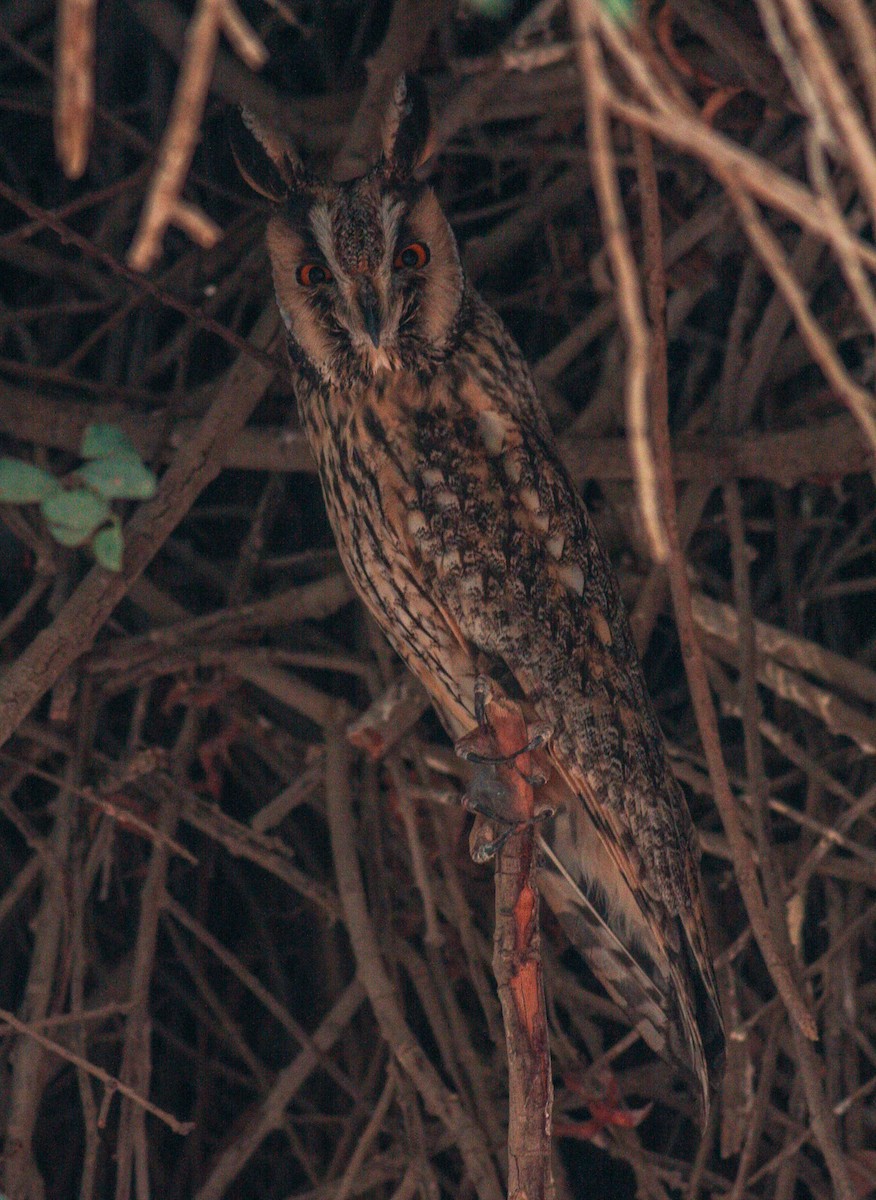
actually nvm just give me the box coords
[0,180,283,372]
[334,1067,398,1200]
[0,1004,193,1135]
[777,0,876,228]
[632,118,817,1041]
[53,0,96,178]
[324,728,504,1200]
[127,0,267,270]
[571,1,668,563]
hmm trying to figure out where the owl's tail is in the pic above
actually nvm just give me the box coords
[537,829,723,1124]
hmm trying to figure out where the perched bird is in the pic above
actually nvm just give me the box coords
[232,77,724,1117]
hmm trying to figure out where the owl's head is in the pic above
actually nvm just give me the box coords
[233,77,464,387]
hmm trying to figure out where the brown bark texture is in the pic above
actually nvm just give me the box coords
[0,2,874,1199]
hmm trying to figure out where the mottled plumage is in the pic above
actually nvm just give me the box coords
[233,78,724,1117]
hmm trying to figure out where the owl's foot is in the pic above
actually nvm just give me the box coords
[459,758,556,861]
[457,676,551,784]
[456,722,553,821]
[467,805,555,863]
[455,722,551,784]
[455,675,554,862]
[461,778,555,822]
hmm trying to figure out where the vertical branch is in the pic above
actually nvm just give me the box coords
[114,792,183,1200]
[724,481,789,933]
[724,480,855,1200]
[462,685,555,1200]
[330,0,454,183]
[570,0,668,564]
[127,0,266,271]
[54,0,96,178]
[776,0,876,227]
[631,124,817,1042]
[323,729,504,1200]
[3,785,76,1200]
[70,841,101,1200]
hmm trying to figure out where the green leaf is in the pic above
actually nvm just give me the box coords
[599,0,634,24]
[41,488,111,545]
[81,423,138,460]
[0,458,60,503]
[464,0,512,14]
[75,453,157,500]
[45,520,96,547]
[92,521,124,571]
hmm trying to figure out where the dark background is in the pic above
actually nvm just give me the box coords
[0,1,874,1198]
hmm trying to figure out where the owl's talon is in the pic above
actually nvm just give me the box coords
[461,787,503,819]
[524,721,553,751]
[462,779,555,827]
[469,808,555,862]
[469,817,502,862]
[457,705,552,841]
[456,722,552,768]
[470,823,512,862]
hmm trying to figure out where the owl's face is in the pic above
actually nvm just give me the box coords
[266,173,463,385]
[232,78,464,388]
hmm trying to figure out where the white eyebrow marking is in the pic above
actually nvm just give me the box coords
[308,203,344,280]
[381,197,405,258]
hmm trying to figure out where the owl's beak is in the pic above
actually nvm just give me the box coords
[357,279,382,347]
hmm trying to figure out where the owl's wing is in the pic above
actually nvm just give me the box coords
[380,343,723,1112]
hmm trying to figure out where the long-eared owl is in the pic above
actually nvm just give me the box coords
[232,76,724,1117]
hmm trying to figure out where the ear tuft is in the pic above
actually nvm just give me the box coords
[229,107,310,202]
[380,74,430,179]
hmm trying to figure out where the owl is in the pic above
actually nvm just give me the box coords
[232,76,724,1118]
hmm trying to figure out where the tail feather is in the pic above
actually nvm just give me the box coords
[537,829,714,1121]
[538,836,668,1046]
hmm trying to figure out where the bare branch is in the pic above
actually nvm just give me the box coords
[54,0,96,178]
[127,0,266,271]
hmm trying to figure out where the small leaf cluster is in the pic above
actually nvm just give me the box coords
[599,0,634,24]
[463,0,513,16]
[0,425,157,572]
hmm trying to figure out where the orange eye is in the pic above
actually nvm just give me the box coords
[297,262,332,286]
[394,242,430,270]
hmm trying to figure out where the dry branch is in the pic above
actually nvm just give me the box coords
[0,1005,194,1135]
[632,117,817,1040]
[331,0,455,183]
[127,0,267,271]
[54,0,96,178]
[458,684,555,1200]
[571,0,667,564]
[2,3,876,1198]
[324,729,504,1200]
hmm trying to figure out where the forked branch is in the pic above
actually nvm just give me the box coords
[127,0,267,271]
